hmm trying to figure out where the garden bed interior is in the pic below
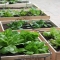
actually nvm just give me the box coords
[1,19,57,31]
[0,8,47,17]
[38,28,60,60]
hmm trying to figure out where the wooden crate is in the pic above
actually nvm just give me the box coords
[0,16,57,31]
[38,28,60,60]
[1,16,53,31]
[0,16,50,31]
[0,30,51,60]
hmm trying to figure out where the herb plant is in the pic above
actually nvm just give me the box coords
[0,29,49,55]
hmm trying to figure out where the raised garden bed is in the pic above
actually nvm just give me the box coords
[0,8,49,22]
[0,2,35,9]
[38,28,60,60]
[0,29,51,60]
[0,17,57,31]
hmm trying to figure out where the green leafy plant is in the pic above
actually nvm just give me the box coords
[6,20,54,30]
[0,29,49,55]
[42,27,60,50]
[19,8,45,16]
[19,9,27,16]
[0,8,46,17]
[30,20,53,28]
[7,20,26,30]
[28,8,40,16]
[1,9,14,17]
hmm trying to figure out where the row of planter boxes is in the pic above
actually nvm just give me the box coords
[0,1,59,60]
[0,16,57,60]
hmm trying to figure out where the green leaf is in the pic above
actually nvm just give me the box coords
[43,31,51,37]
[0,45,18,54]
[25,51,34,55]
[18,48,26,53]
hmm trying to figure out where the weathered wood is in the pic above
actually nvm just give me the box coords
[0,3,36,9]
[0,21,3,32]
[0,16,50,21]
[1,53,50,60]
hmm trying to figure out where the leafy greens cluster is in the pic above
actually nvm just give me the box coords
[0,8,45,17]
[0,29,48,55]
[6,20,53,30]
[43,27,60,50]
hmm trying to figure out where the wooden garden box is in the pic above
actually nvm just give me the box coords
[0,16,57,32]
[0,30,51,60]
[38,28,60,60]
[0,3,49,20]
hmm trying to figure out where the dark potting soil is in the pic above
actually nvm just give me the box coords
[1,52,25,56]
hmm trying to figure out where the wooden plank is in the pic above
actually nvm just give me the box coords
[0,16,50,21]
[0,21,3,32]
[0,3,36,9]
[1,53,50,60]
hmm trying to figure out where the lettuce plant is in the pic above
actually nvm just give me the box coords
[0,29,49,55]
